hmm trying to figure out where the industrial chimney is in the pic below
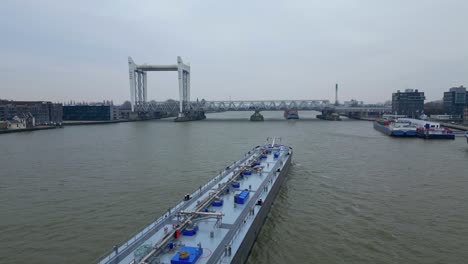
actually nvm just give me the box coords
[335,83,339,106]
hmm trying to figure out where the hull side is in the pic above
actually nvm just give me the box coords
[230,153,292,264]
[373,122,391,136]
[390,130,417,137]
[417,132,455,139]
[374,122,416,137]
[403,130,417,137]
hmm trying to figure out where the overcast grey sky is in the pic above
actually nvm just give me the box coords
[1,0,467,103]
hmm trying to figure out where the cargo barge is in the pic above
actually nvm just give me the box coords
[97,138,293,264]
[373,119,417,137]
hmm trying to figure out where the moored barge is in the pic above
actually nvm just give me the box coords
[373,119,417,137]
[399,118,455,140]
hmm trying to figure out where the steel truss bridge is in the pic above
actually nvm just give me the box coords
[135,100,391,115]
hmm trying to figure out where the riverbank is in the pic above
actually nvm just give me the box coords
[0,126,61,134]
[354,117,377,121]
[438,122,468,131]
[0,118,166,134]
[63,120,134,126]
[62,117,175,126]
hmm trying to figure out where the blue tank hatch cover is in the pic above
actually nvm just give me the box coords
[182,225,199,236]
[252,161,261,166]
[212,199,224,207]
[171,246,203,264]
[235,189,250,204]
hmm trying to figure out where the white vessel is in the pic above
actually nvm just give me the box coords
[399,118,455,139]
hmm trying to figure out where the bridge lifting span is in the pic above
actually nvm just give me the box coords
[128,56,190,118]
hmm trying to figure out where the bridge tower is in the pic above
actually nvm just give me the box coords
[128,56,191,117]
[128,57,147,111]
[176,56,191,118]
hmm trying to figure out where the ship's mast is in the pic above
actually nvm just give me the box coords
[268,136,281,146]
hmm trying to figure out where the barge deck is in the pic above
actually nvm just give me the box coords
[97,138,293,264]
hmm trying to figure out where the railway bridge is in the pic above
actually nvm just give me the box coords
[128,56,391,120]
[136,99,391,120]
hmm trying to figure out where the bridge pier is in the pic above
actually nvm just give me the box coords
[346,110,383,120]
[284,109,299,120]
[174,110,206,122]
[317,108,341,121]
[250,110,264,121]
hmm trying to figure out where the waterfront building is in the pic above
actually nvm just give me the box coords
[464,106,468,125]
[6,116,27,129]
[62,101,135,121]
[112,107,120,121]
[0,100,62,125]
[16,113,35,128]
[63,104,114,121]
[392,89,425,118]
[118,101,132,120]
[48,103,63,125]
[443,86,467,117]
[343,99,363,107]
[0,121,7,129]
[118,108,131,120]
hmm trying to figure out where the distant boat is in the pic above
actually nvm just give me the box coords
[465,131,468,144]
